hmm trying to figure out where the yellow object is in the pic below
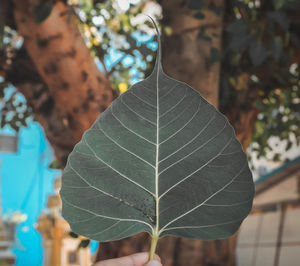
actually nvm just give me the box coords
[92,37,100,46]
[119,82,128,93]
[37,177,91,266]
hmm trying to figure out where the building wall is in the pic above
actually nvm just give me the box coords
[0,122,61,266]
[236,206,300,266]
[254,175,299,206]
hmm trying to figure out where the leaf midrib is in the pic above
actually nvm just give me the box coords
[154,64,160,237]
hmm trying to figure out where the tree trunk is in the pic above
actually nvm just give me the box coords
[161,0,223,108]
[11,0,114,163]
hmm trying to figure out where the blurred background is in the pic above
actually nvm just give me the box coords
[0,0,299,265]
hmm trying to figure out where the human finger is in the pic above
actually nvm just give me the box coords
[94,252,161,266]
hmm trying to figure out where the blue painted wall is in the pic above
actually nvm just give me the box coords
[0,122,61,266]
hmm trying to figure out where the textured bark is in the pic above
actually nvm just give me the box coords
[11,0,114,163]
[161,0,224,107]
[226,108,259,151]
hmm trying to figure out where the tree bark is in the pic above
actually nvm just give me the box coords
[11,0,114,163]
[161,0,223,108]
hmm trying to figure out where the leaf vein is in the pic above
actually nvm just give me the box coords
[96,124,155,168]
[160,83,181,100]
[138,84,156,95]
[130,91,156,109]
[203,198,253,207]
[159,111,216,162]
[69,162,154,220]
[162,217,245,232]
[83,138,155,196]
[159,133,234,199]
[86,221,121,237]
[159,162,247,232]
[111,107,156,145]
[159,120,228,175]
[160,88,188,118]
[120,96,156,126]
[61,196,153,230]
[159,97,201,131]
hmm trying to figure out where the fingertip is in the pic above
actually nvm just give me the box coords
[130,252,161,263]
[144,260,162,266]
[153,254,161,262]
[144,254,162,266]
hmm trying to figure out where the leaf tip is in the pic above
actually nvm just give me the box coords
[144,15,162,71]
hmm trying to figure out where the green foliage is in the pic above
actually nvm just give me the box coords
[0,83,32,132]
[273,0,286,10]
[252,81,300,161]
[69,231,79,238]
[248,39,267,66]
[188,0,204,10]
[209,47,221,64]
[219,0,300,161]
[197,27,212,42]
[34,2,54,24]
[49,159,61,169]
[69,231,91,250]
[0,21,4,49]
[77,239,90,249]
[72,0,157,91]
[0,23,32,132]
[190,0,299,161]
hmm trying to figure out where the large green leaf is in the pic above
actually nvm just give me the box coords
[60,22,254,243]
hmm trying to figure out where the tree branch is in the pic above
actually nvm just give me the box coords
[8,0,115,164]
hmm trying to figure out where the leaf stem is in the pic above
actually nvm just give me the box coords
[149,234,159,261]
